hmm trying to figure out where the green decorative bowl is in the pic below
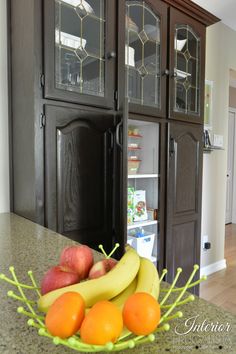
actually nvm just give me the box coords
[0,265,206,352]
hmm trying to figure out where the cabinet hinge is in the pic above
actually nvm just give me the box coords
[114,90,118,101]
[169,136,175,157]
[40,73,45,87]
[40,113,46,128]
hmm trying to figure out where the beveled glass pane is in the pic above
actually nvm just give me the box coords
[143,74,159,107]
[188,87,199,114]
[188,30,197,58]
[176,83,187,112]
[82,58,104,96]
[83,16,104,58]
[188,58,197,87]
[55,0,105,97]
[174,24,200,115]
[127,66,142,104]
[177,52,186,73]
[126,1,161,108]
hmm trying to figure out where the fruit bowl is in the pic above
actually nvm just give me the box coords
[0,265,206,352]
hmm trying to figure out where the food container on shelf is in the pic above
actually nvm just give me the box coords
[127,187,135,225]
[133,190,148,222]
[127,231,155,258]
[128,134,142,149]
[128,160,141,174]
[147,208,158,221]
[128,147,141,161]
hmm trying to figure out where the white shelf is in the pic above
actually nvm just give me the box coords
[127,220,158,230]
[128,174,159,179]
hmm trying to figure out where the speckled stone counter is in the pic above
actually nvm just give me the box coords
[0,213,235,354]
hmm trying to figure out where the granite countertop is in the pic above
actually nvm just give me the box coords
[0,213,235,354]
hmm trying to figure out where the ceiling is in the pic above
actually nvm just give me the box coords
[191,0,236,31]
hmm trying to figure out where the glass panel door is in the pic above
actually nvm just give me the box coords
[55,0,105,97]
[126,1,161,109]
[127,120,160,265]
[174,25,200,115]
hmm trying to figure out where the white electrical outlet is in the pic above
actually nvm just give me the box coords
[213,134,223,148]
[202,235,208,249]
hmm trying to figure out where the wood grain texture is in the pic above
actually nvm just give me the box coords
[162,0,220,26]
[166,122,203,294]
[200,224,236,315]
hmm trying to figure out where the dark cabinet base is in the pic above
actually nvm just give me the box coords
[166,121,203,294]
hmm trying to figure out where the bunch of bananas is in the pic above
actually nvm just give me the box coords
[38,246,160,313]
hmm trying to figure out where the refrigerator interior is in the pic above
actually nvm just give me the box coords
[127,120,160,264]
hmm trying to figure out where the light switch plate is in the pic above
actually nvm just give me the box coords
[213,134,224,148]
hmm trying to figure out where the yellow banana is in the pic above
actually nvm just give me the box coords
[38,246,140,312]
[135,257,160,299]
[110,276,137,307]
[85,276,137,315]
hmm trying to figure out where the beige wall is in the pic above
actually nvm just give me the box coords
[0,0,10,213]
[229,86,236,108]
[201,22,236,268]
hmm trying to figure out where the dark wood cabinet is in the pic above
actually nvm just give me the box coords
[166,122,203,291]
[44,104,117,251]
[44,0,116,109]
[168,8,206,123]
[9,0,219,286]
[125,0,168,118]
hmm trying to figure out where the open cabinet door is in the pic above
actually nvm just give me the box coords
[44,104,116,252]
[112,99,128,258]
[166,121,203,294]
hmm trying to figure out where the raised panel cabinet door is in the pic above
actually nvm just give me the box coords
[45,104,117,252]
[169,8,206,124]
[125,0,168,117]
[166,122,203,293]
[44,0,116,109]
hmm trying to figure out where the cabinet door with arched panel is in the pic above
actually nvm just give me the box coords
[169,8,206,123]
[125,0,167,117]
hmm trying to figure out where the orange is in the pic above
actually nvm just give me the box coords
[122,292,161,335]
[45,292,85,338]
[80,300,123,345]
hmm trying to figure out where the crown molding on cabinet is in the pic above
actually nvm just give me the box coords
[162,0,220,26]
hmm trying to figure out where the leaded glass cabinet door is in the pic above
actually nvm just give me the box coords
[44,0,116,109]
[125,0,167,117]
[169,8,206,123]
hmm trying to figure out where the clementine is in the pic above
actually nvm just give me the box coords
[45,291,85,338]
[80,300,123,345]
[122,292,161,335]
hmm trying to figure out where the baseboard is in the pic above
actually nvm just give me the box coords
[200,259,227,277]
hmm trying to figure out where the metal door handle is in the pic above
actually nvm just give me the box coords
[116,121,123,150]
[107,51,116,60]
[162,69,169,76]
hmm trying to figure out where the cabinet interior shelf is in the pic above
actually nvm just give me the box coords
[128,174,159,179]
[203,146,224,153]
[128,133,143,138]
[127,220,158,230]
